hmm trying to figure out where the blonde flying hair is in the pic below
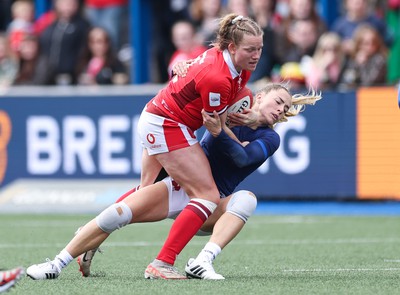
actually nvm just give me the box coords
[212,14,263,50]
[256,83,322,125]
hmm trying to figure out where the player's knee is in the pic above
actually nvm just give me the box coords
[191,198,218,216]
[95,202,133,233]
[226,190,257,223]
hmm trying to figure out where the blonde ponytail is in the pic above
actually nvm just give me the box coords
[255,83,322,125]
[278,88,322,123]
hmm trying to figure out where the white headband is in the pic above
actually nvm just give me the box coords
[231,15,243,25]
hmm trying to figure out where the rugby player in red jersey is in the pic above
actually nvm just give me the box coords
[136,13,263,278]
[27,84,321,280]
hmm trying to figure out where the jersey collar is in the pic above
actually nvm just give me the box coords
[223,49,240,79]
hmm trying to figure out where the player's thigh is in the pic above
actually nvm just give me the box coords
[140,148,163,187]
[156,144,219,201]
[124,181,170,222]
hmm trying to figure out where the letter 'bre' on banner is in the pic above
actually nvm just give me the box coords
[357,87,400,200]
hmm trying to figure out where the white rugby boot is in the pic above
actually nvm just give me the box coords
[185,258,225,280]
[144,259,187,279]
[27,259,61,280]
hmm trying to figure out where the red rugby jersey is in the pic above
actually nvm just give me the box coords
[147,47,251,131]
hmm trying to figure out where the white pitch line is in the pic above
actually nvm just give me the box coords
[283,268,400,273]
[384,259,400,263]
[1,237,400,249]
[0,242,161,249]
[240,238,400,245]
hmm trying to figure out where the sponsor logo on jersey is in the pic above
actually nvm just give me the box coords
[209,92,221,107]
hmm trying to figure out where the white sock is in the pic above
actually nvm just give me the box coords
[54,249,73,271]
[197,242,221,263]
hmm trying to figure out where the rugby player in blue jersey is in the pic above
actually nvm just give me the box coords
[27,84,321,281]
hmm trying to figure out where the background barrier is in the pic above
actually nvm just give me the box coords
[357,87,400,199]
[0,86,399,208]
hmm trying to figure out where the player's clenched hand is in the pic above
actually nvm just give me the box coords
[172,59,193,77]
[227,108,258,127]
[202,110,221,137]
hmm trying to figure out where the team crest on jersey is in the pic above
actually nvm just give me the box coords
[237,76,243,91]
[209,92,221,106]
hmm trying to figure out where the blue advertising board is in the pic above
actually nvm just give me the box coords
[236,91,356,197]
[0,90,357,199]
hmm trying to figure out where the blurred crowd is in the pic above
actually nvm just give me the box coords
[0,0,399,90]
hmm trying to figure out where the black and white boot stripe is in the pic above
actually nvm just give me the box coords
[186,263,206,279]
[45,273,57,279]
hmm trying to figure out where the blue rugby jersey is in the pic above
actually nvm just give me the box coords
[200,126,280,197]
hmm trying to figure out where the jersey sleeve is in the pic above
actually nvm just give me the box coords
[213,128,280,168]
[198,79,231,115]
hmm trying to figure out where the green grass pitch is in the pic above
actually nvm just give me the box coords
[1,214,399,294]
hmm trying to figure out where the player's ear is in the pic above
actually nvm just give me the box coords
[255,92,263,104]
[228,42,236,55]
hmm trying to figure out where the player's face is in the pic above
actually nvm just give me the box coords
[229,34,263,72]
[257,89,292,126]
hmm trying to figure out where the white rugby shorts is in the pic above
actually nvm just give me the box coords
[162,176,190,219]
[137,110,198,155]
